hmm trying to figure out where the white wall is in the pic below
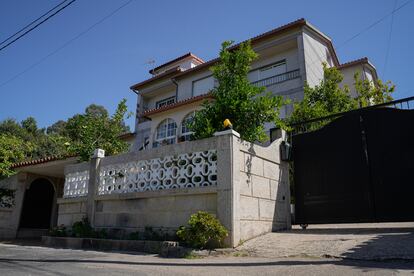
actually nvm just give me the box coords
[302,30,331,87]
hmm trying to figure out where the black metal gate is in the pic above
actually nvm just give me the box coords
[292,100,414,225]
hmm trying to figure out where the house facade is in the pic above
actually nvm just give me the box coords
[0,19,378,245]
[130,18,378,151]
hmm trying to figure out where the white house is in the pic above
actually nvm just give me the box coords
[130,18,378,151]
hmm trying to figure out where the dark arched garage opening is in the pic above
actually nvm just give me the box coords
[20,178,55,229]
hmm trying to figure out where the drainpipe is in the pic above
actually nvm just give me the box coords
[171,78,178,101]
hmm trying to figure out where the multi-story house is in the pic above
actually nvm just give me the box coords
[130,18,378,151]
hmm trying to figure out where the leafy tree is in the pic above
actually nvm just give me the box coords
[46,120,67,135]
[0,134,32,179]
[354,72,395,107]
[85,104,109,118]
[288,63,357,128]
[65,99,130,161]
[21,117,38,134]
[287,64,395,131]
[190,41,286,142]
[0,118,28,139]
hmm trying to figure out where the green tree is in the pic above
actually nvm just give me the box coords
[21,117,38,134]
[190,41,286,142]
[46,120,67,135]
[65,99,130,161]
[288,63,357,129]
[85,104,109,118]
[0,134,32,179]
[288,64,395,131]
[354,72,395,107]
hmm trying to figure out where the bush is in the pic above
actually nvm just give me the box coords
[49,224,67,237]
[71,217,95,238]
[176,211,228,249]
[129,231,140,240]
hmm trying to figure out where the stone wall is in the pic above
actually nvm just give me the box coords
[93,188,216,237]
[57,197,87,227]
[237,137,291,242]
[0,174,26,239]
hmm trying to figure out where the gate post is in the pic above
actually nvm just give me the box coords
[86,149,105,227]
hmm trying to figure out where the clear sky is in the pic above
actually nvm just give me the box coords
[0,0,413,129]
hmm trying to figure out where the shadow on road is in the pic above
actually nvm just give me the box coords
[0,257,413,270]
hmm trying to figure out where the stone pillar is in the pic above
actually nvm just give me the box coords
[86,149,105,227]
[214,129,241,247]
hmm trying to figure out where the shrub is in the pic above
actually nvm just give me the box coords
[49,224,67,237]
[176,211,228,249]
[71,217,95,238]
[129,231,140,240]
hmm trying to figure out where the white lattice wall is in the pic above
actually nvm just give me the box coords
[63,170,89,198]
[98,150,217,195]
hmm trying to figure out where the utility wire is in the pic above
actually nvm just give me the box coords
[0,0,134,89]
[383,0,398,78]
[0,0,69,46]
[337,0,413,49]
[305,0,412,69]
[0,0,76,52]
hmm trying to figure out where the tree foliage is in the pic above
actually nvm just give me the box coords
[0,134,32,179]
[354,72,395,107]
[0,99,132,178]
[190,41,286,142]
[65,99,130,161]
[288,63,395,129]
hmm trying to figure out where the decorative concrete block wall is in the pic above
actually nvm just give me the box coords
[56,130,291,247]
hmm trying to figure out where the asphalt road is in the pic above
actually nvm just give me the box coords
[0,242,413,276]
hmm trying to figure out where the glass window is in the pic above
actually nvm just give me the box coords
[192,76,214,96]
[180,112,195,141]
[153,118,177,148]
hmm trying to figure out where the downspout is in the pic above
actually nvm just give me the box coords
[171,78,178,101]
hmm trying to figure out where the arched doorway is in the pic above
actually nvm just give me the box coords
[20,178,55,229]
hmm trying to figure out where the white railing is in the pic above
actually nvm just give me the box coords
[98,150,217,195]
[63,170,89,198]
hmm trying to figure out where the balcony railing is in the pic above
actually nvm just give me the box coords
[251,69,300,88]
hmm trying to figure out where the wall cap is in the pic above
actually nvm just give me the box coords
[214,129,240,138]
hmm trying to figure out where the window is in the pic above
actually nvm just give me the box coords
[180,111,195,141]
[153,118,177,148]
[258,61,286,80]
[156,96,176,109]
[192,76,214,96]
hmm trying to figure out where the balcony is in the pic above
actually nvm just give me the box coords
[251,69,300,88]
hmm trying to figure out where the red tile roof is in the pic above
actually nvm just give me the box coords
[11,154,76,169]
[149,52,204,74]
[337,57,369,69]
[131,18,340,92]
[130,66,183,90]
[143,93,213,116]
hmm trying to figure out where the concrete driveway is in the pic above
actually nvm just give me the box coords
[238,222,414,261]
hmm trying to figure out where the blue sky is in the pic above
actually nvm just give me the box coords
[0,0,413,129]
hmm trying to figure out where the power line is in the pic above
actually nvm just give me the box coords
[383,0,398,78]
[0,0,69,46]
[306,0,412,69]
[0,0,76,52]
[0,0,134,89]
[337,0,413,49]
